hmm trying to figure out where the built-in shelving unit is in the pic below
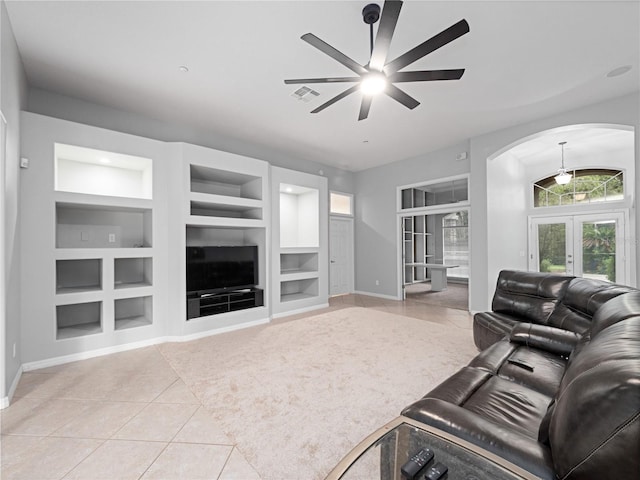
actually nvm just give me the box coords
[403,215,434,285]
[50,144,156,341]
[271,167,328,317]
[399,177,470,286]
[182,144,270,335]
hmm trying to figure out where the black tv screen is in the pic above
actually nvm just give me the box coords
[186,246,258,294]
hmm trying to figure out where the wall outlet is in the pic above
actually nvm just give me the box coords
[375,280,380,286]
[12,343,16,358]
[20,157,29,169]
[108,233,116,243]
[81,231,89,241]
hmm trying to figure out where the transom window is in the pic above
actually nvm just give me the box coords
[533,169,624,208]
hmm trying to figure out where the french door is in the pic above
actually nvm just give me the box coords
[529,212,626,284]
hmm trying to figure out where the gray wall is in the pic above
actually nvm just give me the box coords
[1,0,28,397]
[354,141,470,298]
[27,88,354,194]
[353,92,639,313]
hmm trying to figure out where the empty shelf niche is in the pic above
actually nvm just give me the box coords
[56,258,102,294]
[280,252,318,274]
[279,184,319,248]
[190,201,262,220]
[56,203,152,248]
[115,296,152,330]
[280,278,319,302]
[114,257,152,289]
[190,165,262,200]
[56,301,102,339]
[55,143,152,199]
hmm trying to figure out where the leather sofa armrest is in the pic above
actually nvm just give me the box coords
[402,398,555,479]
[510,323,580,356]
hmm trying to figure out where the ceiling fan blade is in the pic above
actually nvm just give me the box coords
[368,0,403,72]
[389,69,465,82]
[311,85,360,114]
[284,77,360,84]
[384,84,420,109]
[384,19,470,74]
[358,96,373,121]
[301,33,368,75]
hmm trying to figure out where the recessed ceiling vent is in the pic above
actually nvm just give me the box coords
[291,86,320,103]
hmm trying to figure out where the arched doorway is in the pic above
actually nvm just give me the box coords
[486,124,636,286]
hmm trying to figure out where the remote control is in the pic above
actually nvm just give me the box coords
[423,461,448,480]
[400,448,434,479]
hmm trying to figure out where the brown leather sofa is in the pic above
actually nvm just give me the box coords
[402,271,640,479]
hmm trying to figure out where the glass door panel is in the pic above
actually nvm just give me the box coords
[530,217,573,275]
[529,213,625,284]
[576,214,623,283]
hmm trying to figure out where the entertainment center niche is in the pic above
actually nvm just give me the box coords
[181,143,270,337]
[18,113,328,369]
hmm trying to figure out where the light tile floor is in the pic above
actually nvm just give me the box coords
[1,293,470,480]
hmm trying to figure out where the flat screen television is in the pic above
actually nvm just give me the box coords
[186,245,258,295]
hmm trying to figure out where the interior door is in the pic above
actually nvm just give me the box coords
[329,217,353,296]
[529,213,626,283]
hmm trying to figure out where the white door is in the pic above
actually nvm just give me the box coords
[329,217,353,296]
[529,212,626,283]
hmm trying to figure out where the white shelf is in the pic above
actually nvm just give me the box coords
[114,281,152,290]
[186,216,265,228]
[56,285,102,295]
[113,286,154,299]
[55,191,153,211]
[280,247,319,254]
[55,248,153,259]
[280,271,319,282]
[115,315,152,331]
[280,292,317,303]
[57,323,103,340]
[189,192,262,209]
[55,291,104,306]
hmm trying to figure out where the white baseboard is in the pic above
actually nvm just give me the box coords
[353,290,401,301]
[1,366,23,409]
[271,303,329,320]
[23,316,271,372]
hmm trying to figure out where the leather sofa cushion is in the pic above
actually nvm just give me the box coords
[509,323,579,357]
[402,397,555,480]
[469,341,566,397]
[549,317,640,479]
[473,311,521,350]
[547,277,635,333]
[491,270,572,324]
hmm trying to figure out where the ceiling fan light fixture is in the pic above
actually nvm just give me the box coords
[360,72,387,96]
[554,141,572,185]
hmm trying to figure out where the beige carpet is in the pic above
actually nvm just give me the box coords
[159,307,477,480]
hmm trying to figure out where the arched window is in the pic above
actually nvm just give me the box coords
[533,169,623,207]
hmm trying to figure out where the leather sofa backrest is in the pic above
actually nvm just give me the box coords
[547,277,636,334]
[548,317,640,479]
[491,270,572,325]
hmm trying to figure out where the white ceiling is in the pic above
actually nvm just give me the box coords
[5,1,640,172]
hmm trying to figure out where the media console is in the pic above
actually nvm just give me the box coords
[186,288,264,320]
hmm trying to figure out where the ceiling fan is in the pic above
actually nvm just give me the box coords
[284,0,469,120]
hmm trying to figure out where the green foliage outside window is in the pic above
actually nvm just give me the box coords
[534,170,623,207]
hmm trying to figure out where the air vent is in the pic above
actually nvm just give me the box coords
[291,86,320,103]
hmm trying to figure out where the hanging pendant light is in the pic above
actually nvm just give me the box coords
[554,141,572,185]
